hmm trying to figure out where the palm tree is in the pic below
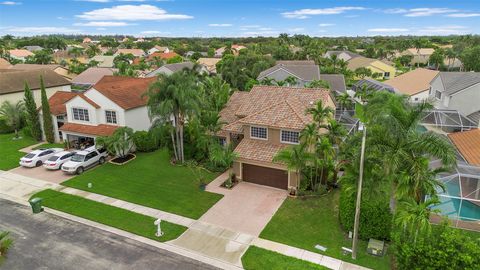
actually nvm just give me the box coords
[394,197,440,243]
[146,71,199,163]
[0,100,24,138]
[336,92,353,111]
[260,77,275,86]
[96,127,135,159]
[200,76,231,112]
[85,44,101,58]
[330,54,338,72]
[283,76,298,86]
[445,48,456,71]
[306,100,333,128]
[68,47,84,58]
[273,144,306,190]
[209,145,238,175]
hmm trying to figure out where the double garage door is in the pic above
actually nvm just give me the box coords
[242,164,288,190]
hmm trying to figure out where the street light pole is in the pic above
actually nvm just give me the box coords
[352,124,367,260]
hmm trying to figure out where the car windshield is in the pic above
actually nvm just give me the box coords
[24,153,36,159]
[71,154,85,162]
[48,156,59,161]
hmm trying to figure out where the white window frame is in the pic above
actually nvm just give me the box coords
[72,107,90,122]
[250,126,268,140]
[105,110,117,125]
[435,90,442,100]
[280,130,300,145]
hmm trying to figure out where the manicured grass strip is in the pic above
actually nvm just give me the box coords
[32,189,187,242]
[62,149,222,219]
[0,133,37,170]
[242,246,329,270]
[32,143,64,150]
[260,190,391,270]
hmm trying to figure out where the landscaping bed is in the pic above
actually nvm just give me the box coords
[0,133,36,170]
[260,190,391,270]
[241,246,329,270]
[62,149,223,219]
[32,189,186,242]
[109,154,136,165]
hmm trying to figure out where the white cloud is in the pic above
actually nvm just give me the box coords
[4,26,81,35]
[208,23,232,27]
[77,0,111,2]
[74,21,131,26]
[0,1,21,5]
[368,28,409,32]
[318,23,335,27]
[96,27,107,30]
[77,4,193,21]
[446,13,480,18]
[384,8,408,14]
[282,7,365,19]
[404,8,457,17]
[417,25,469,35]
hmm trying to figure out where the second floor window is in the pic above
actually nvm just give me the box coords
[105,110,117,124]
[251,126,267,140]
[72,108,89,121]
[435,90,442,100]
[281,130,300,144]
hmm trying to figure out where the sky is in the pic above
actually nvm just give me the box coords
[0,0,479,37]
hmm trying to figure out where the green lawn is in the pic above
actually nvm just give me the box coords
[62,149,222,219]
[260,190,391,270]
[32,189,186,242]
[32,143,64,150]
[242,246,329,270]
[0,133,37,170]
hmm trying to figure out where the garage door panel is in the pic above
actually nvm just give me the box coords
[242,164,288,190]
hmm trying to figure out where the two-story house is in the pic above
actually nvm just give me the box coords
[429,72,480,127]
[217,85,335,191]
[40,76,155,145]
[384,68,439,102]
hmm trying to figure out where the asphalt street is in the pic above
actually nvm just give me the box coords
[0,198,219,270]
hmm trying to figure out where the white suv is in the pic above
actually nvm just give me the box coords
[43,151,76,170]
[19,148,64,168]
[61,146,108,174]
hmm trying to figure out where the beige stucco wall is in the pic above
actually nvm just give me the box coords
[0,85,71,106]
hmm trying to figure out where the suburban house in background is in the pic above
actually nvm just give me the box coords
[23,45,44,52]
[217,85,335,191]
[7,49,34,61]
[0,69,71,105]
[257,60,320,87]
[214,45,246,58]
[56,76,156,146]
[9,64,74,80]
[384,68,439,102]
[115,49,145,58]
[398,48,435,66]
[145,62,207,77]
[53,50,88,65]
[429,72,480,127]
[324,50,360,62]
[71,67,117,90]
[448,129,480,167]
[89,55,115,68]
[319,74,347,93]
[347,56,396,79]
[147,45,170,55]
[197,58,221,74]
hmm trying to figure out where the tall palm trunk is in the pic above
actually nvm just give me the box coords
[170,130,178,161]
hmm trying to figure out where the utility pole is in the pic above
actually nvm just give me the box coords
[352,124,367,259]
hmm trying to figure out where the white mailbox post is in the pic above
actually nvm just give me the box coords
[154,218,164,237]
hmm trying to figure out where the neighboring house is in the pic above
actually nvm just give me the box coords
[89,55,115,68]
[399,48,435,65]
[185,51,208,58]
[72,67,117,89]
[352,78,395,93]
[23,46,44,52]
[217,85,335,190]
[214,47,225,58]
[232,45,247,54]
[257,60,320,87]
[8,49,34,61]
[58,76,156,144]
[429,72,480,127]
[214,45,246,58]
[83,37,92,43]
[197,58,221,74]
[447,129,480,166]
[384,68,439,102]
[347,56,396,79]
[0,69,71,105]
[324,50,360,62]
[9,64,74,80]
[0,58,12,69]
[145,62,207,77]
[115,49,145,57]
[53,50,88,65]
[147,45,170,55]
[319,74,347,93]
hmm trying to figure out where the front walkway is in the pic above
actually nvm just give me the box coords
[201,172,287,236]
[0,170,370,270]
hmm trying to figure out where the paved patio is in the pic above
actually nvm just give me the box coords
[9,166,74,184]
[201,172,287,236]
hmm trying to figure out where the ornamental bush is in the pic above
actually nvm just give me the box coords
[339,188,392,240]
[132,131,157,152]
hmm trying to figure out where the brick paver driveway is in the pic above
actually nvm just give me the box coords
[9,166,74,184]
[201,173,287,236]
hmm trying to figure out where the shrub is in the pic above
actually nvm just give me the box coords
[339,189,392,240]
[393,223,480,270]
[0,117,14,134]
[133,131,157,152]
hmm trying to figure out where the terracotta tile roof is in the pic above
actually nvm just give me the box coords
[8,49,34,58]
[92,76,156,110]
[60,123,118,137]
[448,129,480,166]
[219,91,249,124]
[44,91,78,115]
[115,49,145,57]
[150,52,179,60]
[0,58,12,69]
[234,138,287,163]
[384,68,439,96]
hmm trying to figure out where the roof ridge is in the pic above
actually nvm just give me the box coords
[285,97,309,125]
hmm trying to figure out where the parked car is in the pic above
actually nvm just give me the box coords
[61,146,108,174]
[19,148,64,168]
[43,151,76,170]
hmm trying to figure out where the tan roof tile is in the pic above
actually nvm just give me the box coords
[60,123,118,137]
[384,68,439,95]
[448,129,480,166]
[234,138,287,163]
